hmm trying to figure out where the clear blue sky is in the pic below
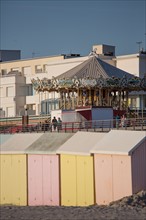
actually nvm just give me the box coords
[1,0,146,59]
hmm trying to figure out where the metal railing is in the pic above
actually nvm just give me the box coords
[0,118,146,134]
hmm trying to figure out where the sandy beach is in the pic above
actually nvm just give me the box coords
[1,191,146,220]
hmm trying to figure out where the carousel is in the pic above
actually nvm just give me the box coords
[31,55,146,114]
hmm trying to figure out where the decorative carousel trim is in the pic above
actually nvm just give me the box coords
[31,75,146,92]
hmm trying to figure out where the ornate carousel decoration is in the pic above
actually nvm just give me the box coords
[31,56,146,110]
[31,75,146,92]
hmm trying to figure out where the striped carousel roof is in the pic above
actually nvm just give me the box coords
[31,55,146,91]
[56,56,134,80]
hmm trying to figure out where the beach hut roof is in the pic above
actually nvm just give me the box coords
[0,133,43,154]
[91,130,146,155]
[25,133,74,155]
[0,134,13,145]
[57,131,106,156]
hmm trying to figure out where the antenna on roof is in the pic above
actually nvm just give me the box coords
[32,51,39,58]
[136,41,142,52]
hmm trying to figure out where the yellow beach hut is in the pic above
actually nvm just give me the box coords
[57,131,106,206]
[0,133,43,205]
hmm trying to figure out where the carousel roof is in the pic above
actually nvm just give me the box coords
[31,55,146,91]
[56,56,133,80]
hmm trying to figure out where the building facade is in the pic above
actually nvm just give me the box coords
[115,52,146,111]
[0,45,146,117]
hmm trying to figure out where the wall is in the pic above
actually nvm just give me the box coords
[0,75,26,116]
[60,154,94,206]
[116,54,139,77]
[131,140,146,193]
[0,154,27,205]
[0,55,64,75]
[139,55,146,78]
[94,154,132,205]
[28,155,59,206]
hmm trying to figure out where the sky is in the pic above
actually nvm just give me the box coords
[1,0,146,59]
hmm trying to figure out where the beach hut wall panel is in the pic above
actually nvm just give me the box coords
[60,154,94,206]
[0,133,43,206]
[131,141,146,193]
[0,154,27,205]
[94,154,132,204]
[26,133,74,206]
[91,130,146,205]
[28,155,59,206]
[57,131,106,206]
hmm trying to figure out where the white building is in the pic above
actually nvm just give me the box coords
[115,52,146,111]
[0,45,145,117]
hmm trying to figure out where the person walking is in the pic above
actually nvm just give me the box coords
[57,117,62,131]
[121,115,126,127]
[52,116,57,131]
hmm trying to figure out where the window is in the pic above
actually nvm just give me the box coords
[23,66,31,75]
[0,87,3,97]
[27,84,33,96]
[11,67,20,72]
[2,69,7,75]
[6,86,14,97]
[35,65,42,73]
[18,85,33,96]
[6,107,14,117]
[43,64,47,73]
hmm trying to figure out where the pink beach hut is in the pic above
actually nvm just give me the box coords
[91,130,146,205]
[0,133,43,206]
[25,133,74,206]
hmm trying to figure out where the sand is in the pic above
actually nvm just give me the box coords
[1,191,146,220]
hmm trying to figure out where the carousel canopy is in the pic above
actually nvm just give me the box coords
[56,56,133,79]
[31,56,146,91]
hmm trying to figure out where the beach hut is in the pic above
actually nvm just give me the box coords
[57,131,106,206]
[91,130,146,205]
[25,133,74,206]
[0,133,43,206]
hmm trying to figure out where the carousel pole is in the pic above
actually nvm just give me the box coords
[80,89,83,106]
[77,88,80,106]
[99,89,102,106]
[59,91,63,109]
[64,91,66,110]
[107,89,110,106]
[72,91,75,109]
[119,91,122,110]
[89,89,92,105]
[93,89,96,106]
[126,91,129,111]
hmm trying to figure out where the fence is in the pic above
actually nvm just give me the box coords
[0,117,146,134]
